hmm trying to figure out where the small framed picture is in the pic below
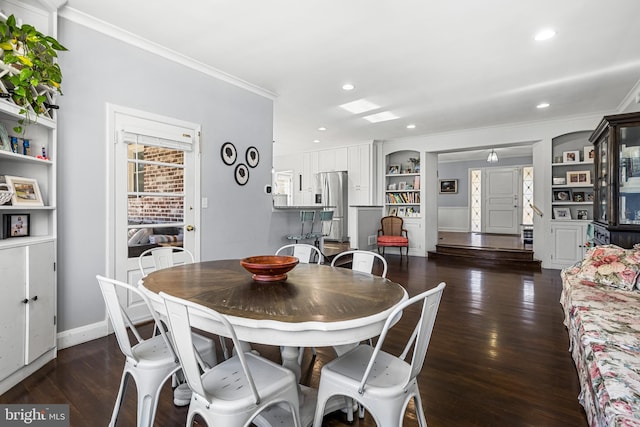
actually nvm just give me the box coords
[563,150,580,163]
[577,209,589,220]
[583,146,595,163]
[4,175,44,206]
[439,179,458,194]
[3,213,30,238]
[553,189,572,202]
[553,207,572,220]
[552,177,566,185]
[398,207,406,216]
[566,170,591,186]
[398,181,407,190]
[587,193,594,201]
[388,165,400,174]
[573,191,585,202]
[387,183,397,191]
[389,207,397,216]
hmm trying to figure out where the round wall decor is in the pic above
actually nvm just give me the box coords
[246,146,260,168]
[235,163,249,185]
[221,142,237,165]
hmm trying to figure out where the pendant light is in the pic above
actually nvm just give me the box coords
[487,149,499,163]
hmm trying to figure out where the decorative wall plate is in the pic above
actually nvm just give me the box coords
[221,142,237,165]
[246,146,260,168]
[235,163,249,185]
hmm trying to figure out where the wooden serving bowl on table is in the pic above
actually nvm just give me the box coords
[240,255,299,282]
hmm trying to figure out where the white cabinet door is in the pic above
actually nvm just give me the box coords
[348,145,371,205]
[551,222,586,268]
[404,218,424,255]
[26,242,56,364]
[0,247,27,381]
[319,148,348,172]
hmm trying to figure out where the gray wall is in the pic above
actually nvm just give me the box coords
[437,156,532,207]
[56,20,290,332]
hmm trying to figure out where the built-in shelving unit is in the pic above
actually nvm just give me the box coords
[384,151,421,218]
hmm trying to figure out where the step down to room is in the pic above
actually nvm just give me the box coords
[428,244,541,270]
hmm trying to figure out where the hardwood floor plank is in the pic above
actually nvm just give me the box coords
[0,256,586,426]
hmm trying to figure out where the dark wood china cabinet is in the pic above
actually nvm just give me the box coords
[590,111,640,248]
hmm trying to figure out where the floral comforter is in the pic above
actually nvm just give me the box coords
[561,266,640,427]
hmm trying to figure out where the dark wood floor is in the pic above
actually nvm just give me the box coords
[0,256,587,426]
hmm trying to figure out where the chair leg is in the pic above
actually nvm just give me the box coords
[109,370,131,427]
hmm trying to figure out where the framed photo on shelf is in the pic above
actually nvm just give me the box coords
[587,192,594,201]
[388,165,400,174]
[584,146,595,163]
[2,213,30,238]
[573,191,586,202]
[439,179,458,194]
[553,207,572,220]
[577,209,589,220]
[4,175,43,206]
[389,207,397,216]
[566,170,591,186]
[398,207,406,216]
[553,189,572,202]
[398,181,407,190]
[563,150,580,163]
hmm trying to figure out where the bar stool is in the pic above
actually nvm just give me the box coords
[308,210,334,248]
[286,210,315,243]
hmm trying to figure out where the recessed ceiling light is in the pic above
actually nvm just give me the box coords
[318,127,326,131]
[363,111,399,123]
[535,29,556,41]
[406,124,416,129]
[342,83,355,91]
[313,139,320,143]
[339,99,380,114]
[537,102,550,109]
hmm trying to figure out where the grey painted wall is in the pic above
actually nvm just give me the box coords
[437,156,533,207]
[56,20,290,332]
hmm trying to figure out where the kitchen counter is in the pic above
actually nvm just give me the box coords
[273,205,335,210]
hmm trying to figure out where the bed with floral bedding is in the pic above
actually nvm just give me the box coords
[561,244,640,427]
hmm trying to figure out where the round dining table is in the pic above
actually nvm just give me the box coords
[140,259,408,426]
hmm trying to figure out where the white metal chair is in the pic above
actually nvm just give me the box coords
[138,246,230,361]
[286,210,315,243]
[312,282,446,427]
[97,275,216,427]
[331,249,388,278]
[160,292,302,427]
[276,243,323,264]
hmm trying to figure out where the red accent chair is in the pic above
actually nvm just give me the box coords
[377,216,409,260]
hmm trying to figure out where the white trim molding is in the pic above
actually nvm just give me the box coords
[57,319,110,350]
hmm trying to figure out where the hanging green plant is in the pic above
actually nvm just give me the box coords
[0,14,67,134]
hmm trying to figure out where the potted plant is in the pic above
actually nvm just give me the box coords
[0,14,67,134]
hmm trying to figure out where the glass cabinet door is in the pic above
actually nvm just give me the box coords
[618,126,640,224]
[595,136,608,222]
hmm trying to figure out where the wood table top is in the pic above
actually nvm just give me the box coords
[142,259,406,325]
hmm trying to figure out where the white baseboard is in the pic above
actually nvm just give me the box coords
[57,320,110,350]
[438,226,469,232]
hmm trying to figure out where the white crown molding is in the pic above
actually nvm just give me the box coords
[617,78,640,112]
[58,6,277,100]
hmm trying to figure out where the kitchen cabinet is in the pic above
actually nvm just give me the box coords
[347,144,371,205]
[590,112,640,248]
[318,147,348,172]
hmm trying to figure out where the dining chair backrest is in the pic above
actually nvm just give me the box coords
[138,246,194,277]
[331,250,388,278]
[160,292,260,404]
[276,243,322,264]
[360,282,445,393]
[97,275,176,363]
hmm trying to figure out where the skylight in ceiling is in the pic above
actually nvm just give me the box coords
[363,111,399,123]
[339,99,380,114]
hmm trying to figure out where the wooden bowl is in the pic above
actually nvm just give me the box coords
[240,255,299,282]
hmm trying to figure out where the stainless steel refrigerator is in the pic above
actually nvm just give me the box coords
[315,171,348,242]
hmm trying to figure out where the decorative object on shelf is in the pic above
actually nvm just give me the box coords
[387,183,396,190]
[553,177,566,185]
[2,213,30,238]
[246,146,259,168]
[563,150,580,163]
[573,192,586,202]
[0,183,12,205]
[584,146,595,163]
[234,163,249,186]
[587,193,594,201]
[0,123,9,151]
[487,149,498,163]
[388,164,399,174]
[408,157,420,173]
[389,207,397,216]
[553,207,572,220]
[439,179,458,194]
[0,15,67,135]
[398,181,407,190]
[577,209,589,220]
[220,141,237,165]
[566,170,591,186]
[553,189,572,202]
[239,255,299,282]
[4,175,43,206]
[9,136,18,153]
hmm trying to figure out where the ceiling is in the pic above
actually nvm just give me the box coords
[62,1,640,155]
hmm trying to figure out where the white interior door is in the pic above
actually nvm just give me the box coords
[108,105,201,322]
[483,167,521,234]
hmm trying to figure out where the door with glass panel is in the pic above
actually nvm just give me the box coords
[110,106,200,322]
